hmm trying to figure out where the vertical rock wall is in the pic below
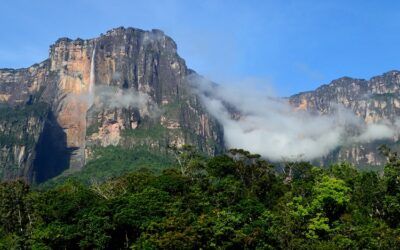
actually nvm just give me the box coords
[0,27,224,183]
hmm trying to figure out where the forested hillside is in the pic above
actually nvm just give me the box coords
[2,146,400,249]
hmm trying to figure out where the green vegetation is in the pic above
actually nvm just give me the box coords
[122,124,167,139]
[0,102,48,147]
[162,100,181,116]
[86,122,101,136]
[0,134,35,147]
[0,102,49,180]
[2,146,400,248]
[0,102,48,122]
[41,146,174,187]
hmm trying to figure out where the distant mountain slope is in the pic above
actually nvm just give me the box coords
[290,71,400,167]
[0,27,224,183]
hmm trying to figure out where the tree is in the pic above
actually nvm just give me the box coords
[379,145,400,227]
[170,144,206,179]
[286,175,350,241]
[0,180,33,248]
[113,187,170,246]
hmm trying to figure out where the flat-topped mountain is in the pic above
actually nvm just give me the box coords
[290,71,400,167]
[0,27,224,183]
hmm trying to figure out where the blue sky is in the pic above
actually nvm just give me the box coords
[1,0,400,96]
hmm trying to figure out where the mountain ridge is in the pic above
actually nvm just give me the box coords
[0,26,224,183]
[290,70,400,167]
[0,26,399,183]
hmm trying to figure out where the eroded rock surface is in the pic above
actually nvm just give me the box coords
[290,71,400,167]
[0,27,224,183]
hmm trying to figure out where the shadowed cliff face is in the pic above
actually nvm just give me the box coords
[0,27,224,183]
[290,71,400,167]
[0,103,49,182]
[32,111,74,183]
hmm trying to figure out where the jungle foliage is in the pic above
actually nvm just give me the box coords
[1,146,400,249]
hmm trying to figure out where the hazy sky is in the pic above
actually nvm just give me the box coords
[1,0,400,96]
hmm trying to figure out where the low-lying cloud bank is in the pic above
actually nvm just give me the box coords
[189,75,399,161]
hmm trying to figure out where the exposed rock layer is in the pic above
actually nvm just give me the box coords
[290,71,400,167]
[0,27,224,183]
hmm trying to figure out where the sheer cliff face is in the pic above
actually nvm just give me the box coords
[0,27,224,183]
[290,71,400,167]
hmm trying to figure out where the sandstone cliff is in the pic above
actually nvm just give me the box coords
[0,27,224,183]
[290,71,400,167]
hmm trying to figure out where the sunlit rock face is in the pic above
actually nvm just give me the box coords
[49,38,96,169]
[0,27,224,183]
[290,71,400,167]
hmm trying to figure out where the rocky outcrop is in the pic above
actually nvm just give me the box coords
[290,71,400,167]
[0,27,224,183]
[0,103,49,181]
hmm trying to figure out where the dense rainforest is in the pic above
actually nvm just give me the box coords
[1,145,400,249]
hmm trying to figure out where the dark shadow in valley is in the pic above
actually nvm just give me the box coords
[33,111,77,183]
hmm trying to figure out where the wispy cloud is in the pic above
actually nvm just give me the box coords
[93,85,161,118]
[190,75,399,161]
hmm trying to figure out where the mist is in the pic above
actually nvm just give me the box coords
[93,85,161,118]
[189,75,399,161]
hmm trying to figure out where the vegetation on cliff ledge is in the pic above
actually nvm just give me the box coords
[2,146,400,249]
[0,102,48,147]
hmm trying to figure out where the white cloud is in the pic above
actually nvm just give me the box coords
[93,85,161,117]
[189,75,399,161]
